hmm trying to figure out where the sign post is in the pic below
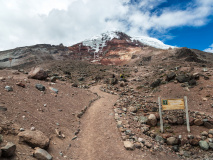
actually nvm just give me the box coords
[158,97,164,133]
[158,97,190,133]
[9,57,12,68]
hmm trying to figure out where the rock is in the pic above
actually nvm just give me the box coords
[0,106,7,111]
[189,137,200,146]
[209,142,213,149]
[147,114,157,127]
[188,79,196,86]
[194,119,203,126]
[176,75,190,83]
[78,77,84,81]
[162,133,172,139]
[109,78,118,85]
[49,87,58,94]
[155,135,164,143]
[201,131,208,136]
[166,72,176,81]
[50,76,57,82]
[0,77,6,82]
[0,148,1,157]
[204,122,213,129]
[36,84,46,91]
[1,142,16,157]
[139,116,148,124]
[0,134,3,143]
[150,79,161,88]
[168,116,178,124]
[138,137,145,143]
[172,145,179,152]
[144,141,152,148]
[18,130,50,149]
[134,142,142,149]
[180,138,188,146]
[72,83,78,87]
[5,86,13,92]
[167,137,178,145]
[199,140,209,150]
[209,129,213,135]
[28,67,48,80]
[33,147,52,160]
[123,141,135,150]
[177,117,184,125]
[16,82,25,88]
[189,118,194,125]
[128,106,137,113]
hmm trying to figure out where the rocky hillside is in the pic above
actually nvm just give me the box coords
[3,31,211,68]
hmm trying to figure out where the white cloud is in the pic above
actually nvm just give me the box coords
[0,0,213,51]
[204,44,213,53]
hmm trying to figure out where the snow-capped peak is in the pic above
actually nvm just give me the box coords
[82,31,119,53]
[82,31,175,53]
[132,36,175,49]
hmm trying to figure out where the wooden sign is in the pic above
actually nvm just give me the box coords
[158,96,190,133]
[161,99,185,110]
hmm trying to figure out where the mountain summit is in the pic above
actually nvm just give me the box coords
[80,31,175,53]
[1,31,211,68]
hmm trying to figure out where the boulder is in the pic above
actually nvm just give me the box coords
[18,130,50,149]
[194,119,203,126]
[147,114,157,127]
[150,79,161,88]
[1,142,16,157]
[36,84,46,91]
[28,67,48,80]
[199,140,209,150]
[33,147,52,160]
[166,72,176,81]
[176,75,190,83]
[123,141,135,150]
[167,137,178,145]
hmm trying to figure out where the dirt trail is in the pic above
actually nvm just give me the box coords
[72,85,141,160]
[72,85,179,160]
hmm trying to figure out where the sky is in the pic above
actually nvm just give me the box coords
[0,0,213,53]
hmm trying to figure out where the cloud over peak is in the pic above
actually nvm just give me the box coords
[0,0,213,51]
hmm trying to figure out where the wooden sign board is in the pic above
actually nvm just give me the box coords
[158,96,190,133]
[161,99,185,110]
